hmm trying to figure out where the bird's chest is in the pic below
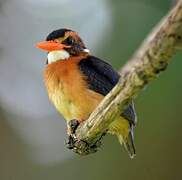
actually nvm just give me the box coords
[44,60,103,121]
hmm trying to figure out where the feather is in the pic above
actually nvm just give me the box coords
[79,56,136,125]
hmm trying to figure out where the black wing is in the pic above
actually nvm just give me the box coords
[79,56,120,95]
[78,56,136,125]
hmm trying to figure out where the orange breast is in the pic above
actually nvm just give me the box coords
[44,56,104,122]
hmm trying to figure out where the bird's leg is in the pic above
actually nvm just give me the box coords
[66,119,80,149]
[65,119,106,155]
[68,119,80,134]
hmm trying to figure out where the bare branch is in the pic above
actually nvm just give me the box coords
[71,1,182,155]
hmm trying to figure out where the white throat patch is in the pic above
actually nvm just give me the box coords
[47,50,70,64]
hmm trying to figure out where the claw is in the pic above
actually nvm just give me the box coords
[66,119,80,150]
[66,119,106,155]
[65,135,76,149]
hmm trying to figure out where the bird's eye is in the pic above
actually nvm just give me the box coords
[63,37,74,45]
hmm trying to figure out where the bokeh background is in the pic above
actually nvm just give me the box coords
[0,0,182,179]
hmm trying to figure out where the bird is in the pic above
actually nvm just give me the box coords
[36,28,137,158]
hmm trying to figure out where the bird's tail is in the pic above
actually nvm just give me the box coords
[118,125,136,159]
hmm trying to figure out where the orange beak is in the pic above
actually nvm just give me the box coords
[36,40,69,52]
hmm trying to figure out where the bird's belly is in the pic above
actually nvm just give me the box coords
[50,91,76,120]
[49,87,104,122]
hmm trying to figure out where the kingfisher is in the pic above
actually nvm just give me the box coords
[36,28,137,158]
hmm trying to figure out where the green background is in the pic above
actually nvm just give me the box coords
[0,0,182,179]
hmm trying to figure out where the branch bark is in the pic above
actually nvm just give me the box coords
[70,1,182,155]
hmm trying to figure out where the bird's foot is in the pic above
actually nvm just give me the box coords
[65,119,106,155]
[65,119,80,149]
[68,119,80,134]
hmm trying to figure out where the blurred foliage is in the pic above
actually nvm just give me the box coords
[0,0,182,180]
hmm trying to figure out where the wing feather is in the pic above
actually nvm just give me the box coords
[78,56,136,125]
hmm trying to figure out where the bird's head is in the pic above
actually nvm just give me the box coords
[36,28,90,64]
